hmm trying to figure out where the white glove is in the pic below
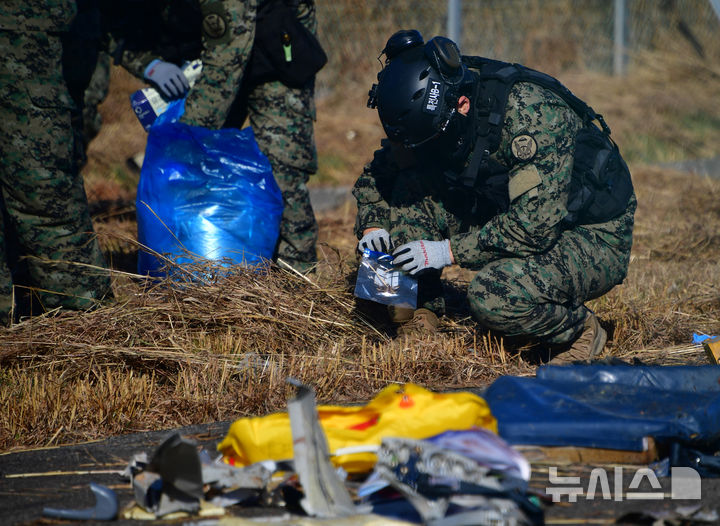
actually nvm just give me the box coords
[358,228,392,253]
[144,59,190,99]
[392,239,453,275]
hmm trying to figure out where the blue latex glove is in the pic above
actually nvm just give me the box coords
[392,239,453,275]
[358,228,392,253]
[144,59,190,99]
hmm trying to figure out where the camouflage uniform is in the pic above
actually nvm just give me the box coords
[354,82,636,345]
[115,0,319,272]
[0,1,113,324]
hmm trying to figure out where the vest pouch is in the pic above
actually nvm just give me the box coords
[246,0,327,88]
[566,124,634,225]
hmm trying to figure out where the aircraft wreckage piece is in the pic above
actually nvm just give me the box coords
[42,482,118,521]
[287,378,357,518]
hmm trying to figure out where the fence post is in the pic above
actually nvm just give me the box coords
[613,0,627,76]
[447,0,462,47]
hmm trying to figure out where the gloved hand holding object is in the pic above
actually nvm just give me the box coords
[131,60,202,130]
[144,59,190,99]
[392,239,453,275]
[358,228,392,253]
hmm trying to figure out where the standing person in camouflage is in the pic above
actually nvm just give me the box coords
[354,30,636,362]
[0,1,113,325]
[109,0,324,273]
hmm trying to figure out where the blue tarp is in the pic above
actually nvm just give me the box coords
[485,365,720,451]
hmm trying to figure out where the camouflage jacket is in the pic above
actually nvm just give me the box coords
[181,0,317,128]
[180,0,258,128]
[109,0,315,129]
[353,80,636,269]
[104,0,254,125]
[0,0,76,32]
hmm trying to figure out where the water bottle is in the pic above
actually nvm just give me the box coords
[130,59,203,130]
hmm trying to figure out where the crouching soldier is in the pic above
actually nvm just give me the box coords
[353,30,636,363]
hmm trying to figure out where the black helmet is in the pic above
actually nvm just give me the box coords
[368,30,472,149]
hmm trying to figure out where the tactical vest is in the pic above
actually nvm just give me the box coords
[109,0,325,89]
[454,56,634,226]
[247,0,327,88]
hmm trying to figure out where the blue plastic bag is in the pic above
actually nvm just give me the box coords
[137,99,283,276]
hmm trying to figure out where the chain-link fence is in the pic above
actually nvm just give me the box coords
[314,0,720,96]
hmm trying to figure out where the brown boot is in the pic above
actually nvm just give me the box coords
[387,305,415,324]
[549,311,607,365]
[396,308,440,338]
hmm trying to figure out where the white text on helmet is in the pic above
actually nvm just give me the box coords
[425,80,442,112]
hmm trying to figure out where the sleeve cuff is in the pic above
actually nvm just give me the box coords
[355,222,386,239]
[143,58,163,79]
[449,232,486,268]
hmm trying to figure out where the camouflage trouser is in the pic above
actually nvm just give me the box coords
[385,173,634,345]
[82,51,111,143]
[0,31,112,323]
[227,79,318,272]
[464,225,631,344]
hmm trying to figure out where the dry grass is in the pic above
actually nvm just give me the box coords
[561,43,720,163]
[2,161,718,451]
[595,165,720,356]
[1,29,719,452]
[0,251,530,450]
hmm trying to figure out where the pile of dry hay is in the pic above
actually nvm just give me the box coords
[1,167,719,450]
[3,163,720,450]
[0,254,523,450]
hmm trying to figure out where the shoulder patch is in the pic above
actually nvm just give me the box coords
[201,2,231,44]
[511,134,537,162]
[202,13,227,39]
[508,164,541,202]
